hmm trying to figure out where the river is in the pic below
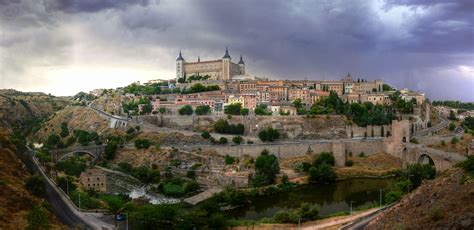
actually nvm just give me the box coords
[227,177,396,220]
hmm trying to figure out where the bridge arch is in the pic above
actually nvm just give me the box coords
[57,150,97,162]
[417,153,435,167]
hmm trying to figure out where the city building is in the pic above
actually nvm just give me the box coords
[80,168,107,192]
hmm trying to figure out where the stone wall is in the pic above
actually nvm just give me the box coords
[138,114,348,139]
[345,124,391,138]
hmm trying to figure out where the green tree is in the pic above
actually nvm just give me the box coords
[46,134,61,148]
[105,141,118,160]
[201,131,211,139]
[258,127,280,142]
[104,196,126,228]
[240,108,249,116]
[195,105,211,115]
[308,162,337,184]
[449,123,456,131]
[178,105,193,115]
[225,155,235,165]
[252,150,280,186]
[219,137,228,144]
[448,110,457,121]
[232,136,243,144]
[313,152,335,167]
[382,84,394,91]
[254,104,272,115]
[140,103,153,115]
[293,98,303,108]
[224,103,243,115]
[60,122,69,138]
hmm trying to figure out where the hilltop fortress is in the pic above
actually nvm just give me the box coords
[176,48,245,81]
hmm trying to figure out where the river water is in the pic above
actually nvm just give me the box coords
[227,177,396,220]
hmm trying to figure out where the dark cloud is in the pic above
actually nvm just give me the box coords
[1,0,473,100]
[50,0,150,13]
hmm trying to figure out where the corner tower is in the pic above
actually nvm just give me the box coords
[238,54,245,75]
[222,47,231,80]
[176,51,185,81]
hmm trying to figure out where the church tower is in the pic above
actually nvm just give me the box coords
[238,54,245,75]
[176,51,185,81]
[222,47,231,80]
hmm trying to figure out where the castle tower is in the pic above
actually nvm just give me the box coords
[238,54,245,75]
[222,47,231,80]
[176,51,185,80]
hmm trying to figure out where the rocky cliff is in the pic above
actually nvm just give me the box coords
[366,168,474,229]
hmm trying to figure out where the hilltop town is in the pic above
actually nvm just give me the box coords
[1,49,473,229]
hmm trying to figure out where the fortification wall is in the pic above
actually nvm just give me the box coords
[346,124,391,138]
[139,115,348,139]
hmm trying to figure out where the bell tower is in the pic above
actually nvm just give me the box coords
[176,51,185,81]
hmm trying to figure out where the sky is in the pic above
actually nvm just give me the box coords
[1,0,473,101]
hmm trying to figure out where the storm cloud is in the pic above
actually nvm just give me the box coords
[0,0,473,100]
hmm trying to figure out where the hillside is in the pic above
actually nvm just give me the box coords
[0,129,65,229]
[32,106,112,141]
[366,168,474,229]
[0,89,70,132]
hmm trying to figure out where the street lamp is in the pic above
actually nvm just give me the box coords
[350,201,355,215]
[379,189,384,208]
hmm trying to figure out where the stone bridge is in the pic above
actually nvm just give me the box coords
[88,105,131,129]
[50,145,106,163]
[401,143,466,171]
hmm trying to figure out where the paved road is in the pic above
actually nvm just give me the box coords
[25,149,89,228]
[414,114,449,137]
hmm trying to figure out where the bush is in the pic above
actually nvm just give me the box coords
[258,127,280,142]
[410,138,419,144]
[449,123,456,131]
[308,163,336,184]
[55,157,86,176]
[384,191,403,204]
[60,122,69,138]
[455,155,474,173]
[178,105,193,115]
[345,160,353,167]
[273,202,319,223]
[195,105,211,115]
[441,140,446,146]
[281,174,289,184]
[219,137,228,144]
[186,170,196,179]
[232,136,242,144]
[134,139,151,149]
[213,119,245,135]
[224,155,235,165]
[314,152,335,167]
[358,152,366,157]
[27,205,50,230]
[201,131,210,139]
[25,174,45,197]
[451,137,459,144]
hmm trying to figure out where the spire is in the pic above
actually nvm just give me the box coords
[238,54,245,65]
[176,50,185,61]
[223,47,231,59]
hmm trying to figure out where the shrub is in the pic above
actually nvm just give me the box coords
[232,136,242,144]
[308,163,337,184]
[429,205,444,221]
[314,152,335,167]
[224,155,235,165]
[384,191,403,204]
[281,174,289,184]
[195,105,211,115]
[449,123,456,131]
[60,122,69,138]
[441,140,446,146]
[247,140,254,144]
[25,174,45,197]
[451,137,459,144]
[178,105,193,115]
[219,137,228,144]
[201,131,210,139]
[27,205,50,230]
[258,127,280,142]
[358,152,366,157]
[55,157,86,176]
[410,138,419,144]
[186,170,196,179]
[134,139,151,149]
[455,155,474,173]
[213,119,245,135]
[345,160,353,167]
